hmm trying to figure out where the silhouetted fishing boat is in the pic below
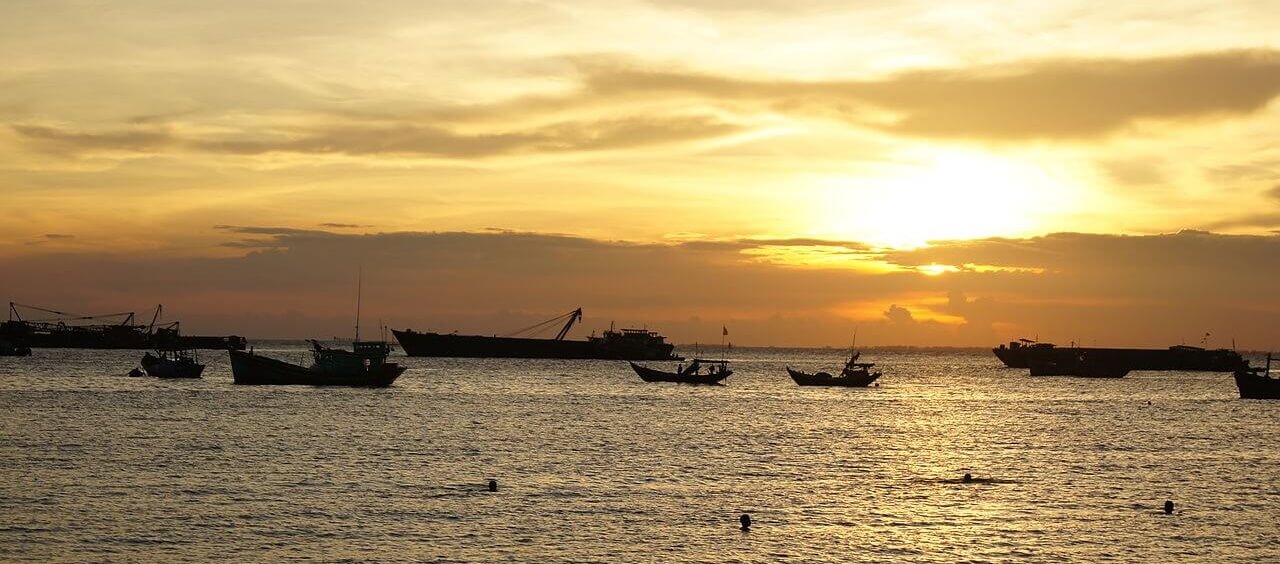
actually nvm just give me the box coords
[788,350,881,387]
[3,302,247,350]
[230,340,405,387]
[1234,354,1280,399]
[630,358,730,385]
[993,338,1244,372]
[231,270,405,387]
[140,349,205,379]
[393,308,680,360]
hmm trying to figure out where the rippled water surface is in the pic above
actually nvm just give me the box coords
[2,345,1279,562]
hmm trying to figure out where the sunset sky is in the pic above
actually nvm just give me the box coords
[4,1,1280,347]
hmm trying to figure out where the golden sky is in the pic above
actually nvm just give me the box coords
[3,1,1280,346]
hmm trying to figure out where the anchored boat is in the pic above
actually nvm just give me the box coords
[230,340,405,387]
[788,350,881,387]
[393,308,680,360]
[630,358,731,385]
[993,338,1244,372]
[230,269,404,387]
[1234,354,1280,399]
[140,349,205,379]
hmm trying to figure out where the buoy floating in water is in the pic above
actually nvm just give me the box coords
[1164,500,1174,515]
[488,479,497,492]
[739,513,751,531]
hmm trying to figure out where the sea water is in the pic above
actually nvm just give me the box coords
[2,346,1278,562]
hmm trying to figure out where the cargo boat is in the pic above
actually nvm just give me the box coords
[3,303,247,350]
[230,340,405,387]
[993,338,1245,372]
[393,308,680,360]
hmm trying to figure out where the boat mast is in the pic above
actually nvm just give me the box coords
[849,328,858,362]
[354,266,362,342]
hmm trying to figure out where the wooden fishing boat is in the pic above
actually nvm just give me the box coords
[789,336,882,387]
[1235,354,1280,399]
[230,340,405,387]
[788,361,880,387]
[230,267,406,387]
[630,358,730,385]
[140,349,205,378]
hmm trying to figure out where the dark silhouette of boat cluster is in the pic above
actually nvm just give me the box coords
[3,303,247,351]
[5,288,1276,399]
[994,338,1245,373]
[630,340,884,387]
[995,336,1275,398]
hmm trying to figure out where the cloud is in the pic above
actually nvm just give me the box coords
[580,49,1280,140]
[13,115,742,158]
[13,50,1279,161]
[3,227,1280,347]
[883,304,914,324]
[318,223,372,229]
[13,124,173,153]
[23,233,77,246]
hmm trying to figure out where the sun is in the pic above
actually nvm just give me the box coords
[812,147,1079,249]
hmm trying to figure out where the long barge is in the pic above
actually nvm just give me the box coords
[393,308,680,360]
[993,339,1246,372]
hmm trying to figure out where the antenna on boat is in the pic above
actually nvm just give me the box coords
[354,265,362,342]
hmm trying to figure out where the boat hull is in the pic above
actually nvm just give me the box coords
[1234,371,1280,399]
[787,367,879,387]
[140,354,205,379]
[0,341,31,356]
[229,349,405,387]
[1028,360,1130,378]
[393,330,678,360]
[993,343,1244,372]
[629,362,729,385]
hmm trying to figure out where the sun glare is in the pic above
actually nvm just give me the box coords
[814,148,1078,249]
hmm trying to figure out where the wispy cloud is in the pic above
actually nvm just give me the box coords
[13,50,1280,161]
[13,115,743,158]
